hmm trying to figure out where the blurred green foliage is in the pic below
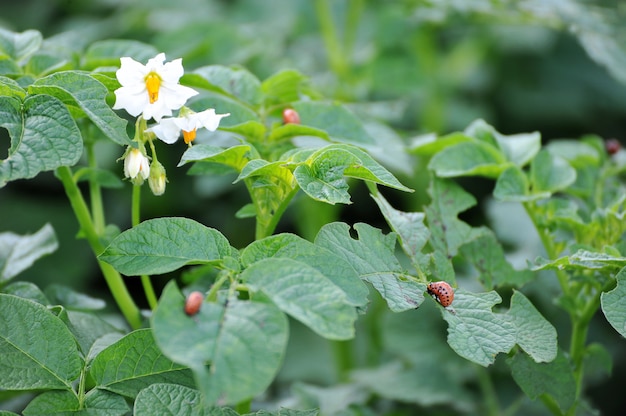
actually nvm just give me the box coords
[2,0,626,414]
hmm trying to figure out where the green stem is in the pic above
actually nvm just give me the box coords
[77,367,87,409]
[315,0,349,94]
[57,166,142,329]
[86,141,105,234]
[251,184,299,240]
[206,272,230,302]
[540,393,565,416]
[476,366,501,416]
[331,340,354,383]
[132,184,158,310]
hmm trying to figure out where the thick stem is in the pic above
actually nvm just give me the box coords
[476,366,501,416]
[57,166,142,329]
[86,141,105,234]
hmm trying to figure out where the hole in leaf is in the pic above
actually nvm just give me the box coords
[0,126,10,159]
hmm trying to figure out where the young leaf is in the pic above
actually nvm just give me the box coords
[291,101,376,146]
[22,389,129,416]
[315,222,425,312]
[0,223,57,283]
[193,65,263,106]
[294,144,411,205]
[241,257,358,339]
[241,233,369,307]
[441,290,516,367]
[0,294,83,390]
[90,328,194,398]
[29,71,130,146]
[0,94,82,187]
[493,165,550,202]
[0,28,42,63]
[152,282,288,406]
[507,350,576,412]
[507,291,557,363]
[530,150,577,194]
[370,190,430,272]
[459,230,534,288]
[428,140,507,178]
[425,178,482,258]
[601,266,626,338]
[179,144,252,172]
[534,249,626,273]
[134,383,219,416]
[261,69,311,106]
[99,217,236,276]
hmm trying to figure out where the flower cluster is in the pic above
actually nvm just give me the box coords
[113,53,229,195]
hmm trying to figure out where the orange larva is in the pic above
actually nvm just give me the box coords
[427,281,454,307]
[282,108,301,125]
[184,291,204,316]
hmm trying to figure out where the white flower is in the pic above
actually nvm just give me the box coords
[147,108,230,145]
[113,53,198,122]
[124,148,150,184]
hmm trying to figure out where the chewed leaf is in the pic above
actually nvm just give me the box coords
[507,291,557,362]
[315,222,425,312]
[442,290,516,367]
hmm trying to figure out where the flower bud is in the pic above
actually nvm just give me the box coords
[124,147,150,185]
[148,160,167,196]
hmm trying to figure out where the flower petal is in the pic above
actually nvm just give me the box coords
[116,57,148,86]
[159,58,185,84]
[148,118,182,144]
[197,108,230,131]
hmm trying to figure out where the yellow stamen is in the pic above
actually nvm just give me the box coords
[182,128,197,145]
[145,72,161,104]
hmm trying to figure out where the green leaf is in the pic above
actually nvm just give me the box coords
[442,290,516,366]
[261,69,311,107]
[90,328,194,398]
[534,249,626,273]
[530,150,577,194]
[429,140,507,178]
[99,217,235,276]
[0,94,82,187]
[241,233,369,307]
[268,123,329,143]
[425,178,482,258]
[292,101,376,146]
[134,384,207,416]
[294,144,411,205]
[601,266,626,338]
[315,222,425,312]
[0,293,83,390]
[188,94,259,127]
[241,257,357,339]
[152,282,288,406]
[82,39,159,70]
[30,71,130,146]
[493,165,550,202]
[0,223,57,283]
[221,121,266,143]
[0,76,26,99]
[22,389,129,416]
[508,350,576,412]
[3,281,49,305]
[409,132,471,157]
[45,284,106,311]
[179,144,252,172]
[65,310,122,358]
[0,28,42,63]
[459,230,534,288]
[370,191,430,272]
[466,119,541,167]
[193,65,263,106]
[507,291,557,362]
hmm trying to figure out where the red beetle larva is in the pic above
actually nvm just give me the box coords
[282,108,300,125]
[427,281,455,307]
[184,291,204,316]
